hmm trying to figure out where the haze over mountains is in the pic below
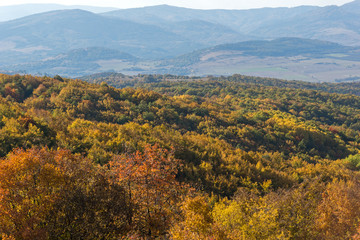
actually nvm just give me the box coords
[0,1,360,81]
[0,4,117,22]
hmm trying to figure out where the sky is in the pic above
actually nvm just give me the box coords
[0,0,355,10]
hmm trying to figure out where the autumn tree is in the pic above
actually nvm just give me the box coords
[110,144,184,238]
[316,179,360,240]
[170,195,225,240]
[0,148,132,239]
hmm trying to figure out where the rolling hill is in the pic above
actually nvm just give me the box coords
[160,38,360,81]
[7,47,138,77]
[175,38,355,60]
[0,9,203,61]
[0,3,118,22]
[4,37,360,81]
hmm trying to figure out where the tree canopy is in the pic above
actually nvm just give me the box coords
[1,73,360,239]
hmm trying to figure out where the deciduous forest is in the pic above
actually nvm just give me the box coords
[1,73,360,239]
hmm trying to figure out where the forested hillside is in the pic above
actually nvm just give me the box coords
[1,73,360,239]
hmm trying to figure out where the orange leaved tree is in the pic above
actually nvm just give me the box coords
[0,148,132,239]
[110,144,184,238]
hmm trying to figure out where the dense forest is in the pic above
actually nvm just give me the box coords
[1,73,360,239]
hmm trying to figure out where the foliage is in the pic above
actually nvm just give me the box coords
[1,73,360,238]
[110,144,184,238]
[0,148,132,239]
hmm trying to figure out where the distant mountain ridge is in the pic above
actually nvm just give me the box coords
[0,2,360,81]
[103,2,360,46]
[0,4,118,22]
[0,9,203,60]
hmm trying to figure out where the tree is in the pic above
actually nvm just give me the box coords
[0,148,132,239]
[110,144,184,238]
[170,195,225,240]
[316,179,360,240]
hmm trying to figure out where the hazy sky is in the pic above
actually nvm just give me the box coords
[0,0,354,9]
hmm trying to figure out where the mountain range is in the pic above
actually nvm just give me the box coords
[103,2,360,46]
[0,2,360,81]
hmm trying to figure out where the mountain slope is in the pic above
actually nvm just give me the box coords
[210,38,355,57]
[0,9,203,60]
[167,38,357,67]
[157,19,251,45]
[159,38,360,81]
